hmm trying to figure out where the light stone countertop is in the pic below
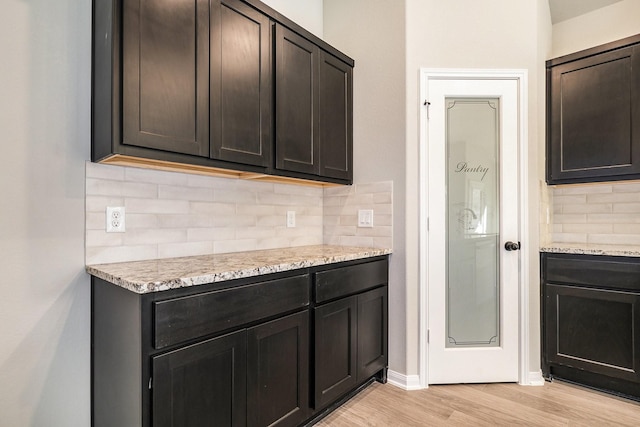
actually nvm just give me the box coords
[86,245,392,294]
[540,243,640,257]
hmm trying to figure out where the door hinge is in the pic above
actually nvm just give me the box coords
[427,329,430,343]
[424,100,431,119]
[426,217,429,231]
[148,377,152,390]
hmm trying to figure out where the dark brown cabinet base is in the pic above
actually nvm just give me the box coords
[541,253,640,401]
[91,256,388,426]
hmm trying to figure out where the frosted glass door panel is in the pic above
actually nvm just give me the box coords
[446,98,500,348]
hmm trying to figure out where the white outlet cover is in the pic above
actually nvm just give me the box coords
[106,206,126,233]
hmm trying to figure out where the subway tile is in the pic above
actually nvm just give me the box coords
[125,166,189,186]
[324,186,353,197]
[296,216,323,227]
[561,223,613,234]
[211,215,256,227]
[373,237,393,249]
[551,233,587,244]
[587,192,640,204]
[339,236,375,247]
[122,182,158,198]
[86,230,124,247]
[557,184,612,195]
[214,188,256,204]
[159,185,214,202]
[190,201,235,215]
[86,245,158,265]
[344,193,374,206]
[373,192,392,204]
[127,213,159,229]
[214,239,257,254]
[613,223,640,234]
[186,173,224,188]
[236,227,276,240]
[372,214,393,226]
[157,214,191,228]
[237,205,276,216]
[123,228,187,245]
[356,226,393,238]
[86,162,125,181]
[86,196,125,212]
[611,182,640,193]
[553,213,587,224]
[256,215,284,227]
[257,192,292,206]
[86,178,123,197]
[323,205,349,216]
[561,203,612,214]
[186,227,218,242]
[256,237,291,250]
[612,203,640,213]
[126,198,190,214]
[158,241,214,259]
[587,213,640,223]
[323,215,340,226]
[339,215,358,226]
[588,234,640,245]
[274,182,323,197]
[553,195,587,205]
[323,195,349,206]
[323,235,341,246]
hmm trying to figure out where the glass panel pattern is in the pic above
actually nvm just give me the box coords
[445,98,500,348]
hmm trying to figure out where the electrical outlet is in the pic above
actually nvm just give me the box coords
[286,211,296,228]
[106,207,126,233]
[358,209,374,228]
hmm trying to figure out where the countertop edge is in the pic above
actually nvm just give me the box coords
[86,246,392,294]
[540,245,640,258]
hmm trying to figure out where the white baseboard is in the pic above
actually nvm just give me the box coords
[520,370,545,386]
[387,370,424,390]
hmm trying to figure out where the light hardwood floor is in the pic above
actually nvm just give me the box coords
[314,381,640,426]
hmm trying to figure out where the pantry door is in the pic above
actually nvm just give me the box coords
[424,75,521,384]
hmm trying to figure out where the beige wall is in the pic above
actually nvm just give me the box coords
[262,0,324,37]
[0,0,91,425]
[324,0,408,374]
[552,0,640,58]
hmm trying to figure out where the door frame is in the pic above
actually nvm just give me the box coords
[418,69,531,387]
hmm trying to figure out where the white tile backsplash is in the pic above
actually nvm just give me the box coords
[86,162,393,264]
[547,180,640,246]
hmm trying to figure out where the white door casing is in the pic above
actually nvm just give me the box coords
[418,69,530,387]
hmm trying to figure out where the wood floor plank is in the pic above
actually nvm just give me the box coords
[313,381,640,426]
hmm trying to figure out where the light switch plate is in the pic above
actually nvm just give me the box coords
[286,211,296,228]
[358,209,374,228]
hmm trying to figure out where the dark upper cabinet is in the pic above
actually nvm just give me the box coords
[122,0,210,157]
[212,0,272,167]
[152,330,247,427]
[547,34,640,184]
[275,24,353,182]
[93,0,354,185]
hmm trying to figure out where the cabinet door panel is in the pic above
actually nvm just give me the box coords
[275,25,319,175]
[123,0,209,156]
[357,287,388,381]
[247,311,309,427]
[211,0,271,166]
[545,284,640,382]
[152,330,247,427]
[319,51,352,180]
[548,45,640,183]
[314,296,357,408]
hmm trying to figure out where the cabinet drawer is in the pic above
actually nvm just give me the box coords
[154,274,310,349]
[544,254,640,292]
[315,259,387,303]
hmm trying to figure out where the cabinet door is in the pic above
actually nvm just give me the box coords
[314,296,357,408]
[152,330,247,427]
[247,311,309,427]
[545,284,640,383]
[275,24,319,175]
[318,51,353,181]
[122,0,210,157]
[548,45,640,183]
[211,0,272,167]
[357,287,388,381]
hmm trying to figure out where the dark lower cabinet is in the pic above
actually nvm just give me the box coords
[314,296,358,408]
[153,330,247,427]
[313,261,389,410]
[92,256,389,426]
[247,312,309,427]
[541,253,640,400]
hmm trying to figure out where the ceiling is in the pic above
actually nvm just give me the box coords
[548,0,623,24]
